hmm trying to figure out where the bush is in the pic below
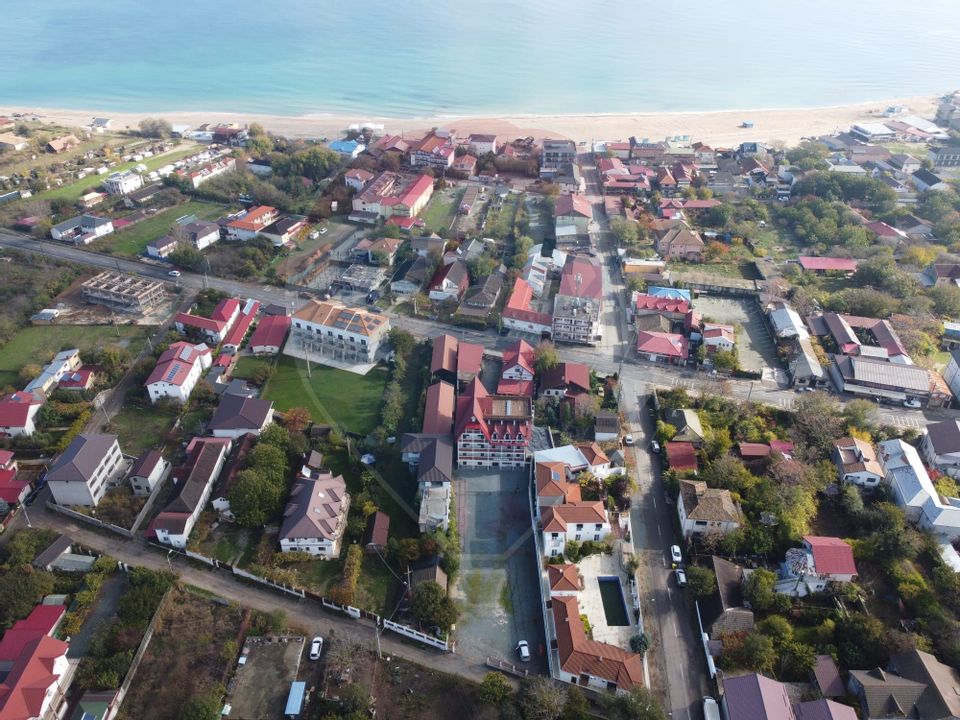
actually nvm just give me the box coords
[328,544,363,606]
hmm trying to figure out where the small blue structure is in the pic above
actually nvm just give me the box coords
[328,139,364,157]
[647,286,692,302]
[284,681,306,718]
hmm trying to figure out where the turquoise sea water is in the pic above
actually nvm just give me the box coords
[2,0,959,117]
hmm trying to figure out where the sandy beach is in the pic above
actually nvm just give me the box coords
[0,95,938,147]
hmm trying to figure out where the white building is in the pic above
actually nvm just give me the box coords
[279,465,350,559]
[144,341,211,404]
[0,391,42,437]
[23,349,81,401]
[833,437,884,487]
[128,449,168,497]
[208,395,274,439]
[677,480,742,540]
[103,169,144,196]
[879,438,960,540]
[921,418,960,478]
[50,214,114,245]
[154,440,228,548]
[540,501,611,558]
[287,299,390,364]
[418,483,452,533]
[46,434,124,506]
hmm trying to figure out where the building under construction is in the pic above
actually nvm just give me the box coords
[81,271,167,313]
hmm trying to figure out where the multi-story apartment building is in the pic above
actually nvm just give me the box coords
[454,378,532,468]
[552,256,603,345]
[46,433,124,506]
[287,299,390,364]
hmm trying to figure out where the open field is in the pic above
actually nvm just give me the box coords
[0,324,151,388]
[39,144,201,203]
[262,356,389,435]
[118,587,243,720]
[106,399,181,456]
[97,200,226,257]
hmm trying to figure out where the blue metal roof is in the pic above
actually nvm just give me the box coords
[284,681,306,716]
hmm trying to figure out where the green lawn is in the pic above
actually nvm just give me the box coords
[106,401,180,456]
[98,200,225,257]
[0,325,151,389]
[40,145,202,203]
[232,355,273,382]
[421,188,463,233]
[262,356,389,435]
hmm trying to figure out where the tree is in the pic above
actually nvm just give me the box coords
[560,685,590,720]
[228,469,282,526]
[534,341,560,375]
[339,683,373,714]
[168,244,205,272]
[519,676,566,720]
[410,581,459,632]
[18,363,41,386]
[686,565,717,598]
[600,686,669,720]
[479,671,512,705]
[744,568,791,614]
[630,632,651,655]
[758,615,794,647]
[0,566,56,630]
[283,406,311,433]
[139,117,172,139]
[180,688,222,720]
[388,327,416,357]
[790,392,844,458]
[610,217,640,246]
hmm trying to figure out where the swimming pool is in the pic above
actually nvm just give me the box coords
[597,576,631,626]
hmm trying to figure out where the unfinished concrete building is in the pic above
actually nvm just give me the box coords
[81,272,167,313]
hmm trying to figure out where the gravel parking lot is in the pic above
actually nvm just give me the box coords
[694,295,781,375]
[453,468,547,671]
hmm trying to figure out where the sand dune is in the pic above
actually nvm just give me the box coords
[0,95,938,147]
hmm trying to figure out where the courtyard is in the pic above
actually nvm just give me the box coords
[692,294,781,377]
[453,468,546,672]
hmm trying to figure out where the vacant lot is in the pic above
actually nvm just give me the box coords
[97,200,226,257]
[421,187,464,233]
[262,356,389,435]
[692,295,781,375]
[227,637,304,720]
[0,324,150,388]
[118,588,243,720]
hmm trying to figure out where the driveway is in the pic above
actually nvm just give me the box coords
[453,469,547,672]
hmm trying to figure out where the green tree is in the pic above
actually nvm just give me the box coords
[600,686,669,720]
[180,688,222,720]
[410,581,459,632]
[610,217,640,246]
[744,568,791,614]
[168,244,205,272]
[228,469,282,526]
[560,685,590,720]
[686,565,717,598]
[139,117,172,138]
[758,615,794,647]
[534,341,560,375]
[479,671,512,705]
[520,676,566,720]
[630,632,651,656]
[0,566,56,630]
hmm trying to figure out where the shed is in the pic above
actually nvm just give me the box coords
[363,511,390,554]
[284,681,306,718]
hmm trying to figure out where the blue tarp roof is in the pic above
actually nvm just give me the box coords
[284,681,306,716]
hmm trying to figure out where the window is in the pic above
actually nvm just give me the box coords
[576,523,583,531]
[594,534,600,541]
[595,524,602,530]
[551,533,559,539]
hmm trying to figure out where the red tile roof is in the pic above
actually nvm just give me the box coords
[396,174,433,209]
[634,294,690,314]
[738,442,772,459]
[422,381,455,435]
[226,206,277,232]
[248,314,291,350]
[547,564,580,592]
[221,301,260,349]
[456,342,484,377]
[0,632,69,720]
[503,279,552,326]
[551,594,644,690]
[175,311,225,333]
[798,256,859,272]
[496,378,534,397]
[0,468,29,504]
[541,501,608,531]
[0,393,39,430]
[540,362,591,394]
[555,193,593,218]
[431,334,458,375]
[666,442,698,471]
[558,256,603,299]
[145,342,210,388]
[502,339,535,376]
[636,331,689,359]
[804,536,857,576]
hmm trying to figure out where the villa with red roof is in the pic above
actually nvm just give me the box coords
[632,293,690,321]
[220,300,260,353]
[0,604,71,720]
[702,323,736,352]
[554,193,593,235]
[776,535,858,597]
[636,330,689,365]
[175,297,241,344]
[0,392,42,438]
[0,451,29,506]
[225,206,279,241]
[498,340,535,396]
[455,378,532,468]
[540,362,591,400]
[409,130,456,169]
[547,564,581,595]
[502,278,553,336]
[421,381,455,435]
[145,341,212,404]
[248,314,291,355]
[798,256,860,275]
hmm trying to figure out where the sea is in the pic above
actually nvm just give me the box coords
[2,0,960,117]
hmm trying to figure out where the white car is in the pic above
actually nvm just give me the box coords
[904,398,921,409]
[167,270,181,278]
[670,545,683,565]
[319,227,328,235]
[309,636,323,660]
[624,434,635,446]
[703,697,721,720]
[516,640,531,662]
[675,568,687,587]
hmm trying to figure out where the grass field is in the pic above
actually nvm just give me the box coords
[0,324,151,389]
[262,356,389,435]
[232,355,272,382]
[421,187,463,233]
[106,401,180,456]
[40,144,201,203]
[99,200,225,257]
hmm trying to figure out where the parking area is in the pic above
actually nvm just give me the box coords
[453,468,547,672]
[693,295,781,375]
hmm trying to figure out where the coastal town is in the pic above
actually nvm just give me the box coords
[1,92,960,720]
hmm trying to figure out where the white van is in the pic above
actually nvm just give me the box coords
[703,697,720,720]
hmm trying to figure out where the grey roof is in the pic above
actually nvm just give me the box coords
[409,554,447,589]
[834,355,931,394]
[208,394,273,431]
[712,556,745,612]
[768,302,809,339]
[887,649,960,719]
[47,434,117,484]
[32,534,73,570]
[791,337,824,380]
[666,408,704,441]
[400,433,450,454]
[279,472,348,542]
[52,215,83,234]
[149,234,178,250]
[913,168,944,186]
[849,668,927,719]
[417,436,454,485]
[129,449,164,479]
[595,411,620,433]
[924,419,960,455]
[813,655,846,698]
[792,699,857,720]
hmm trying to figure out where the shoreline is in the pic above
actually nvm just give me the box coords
[0,94,939,147]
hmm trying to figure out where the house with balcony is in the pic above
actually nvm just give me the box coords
[541,501,611,558]
[455,378,532,468]
[225,206,279,241]
[287,299,390,365]
[46,433,124,507]
[145,341,212,404]
[279,459,349,559]
[553,256,603,345]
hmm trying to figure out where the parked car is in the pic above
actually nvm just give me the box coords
[516,640,531,662]
[703,697,720,720]
[309,636,324,660]
[670,545,682,564]
[904,398,921,409]
[624,434,635,446]
[167,270,181,278]
[650,440,661,454]
[319,227,328,235]
[675,568,687,587]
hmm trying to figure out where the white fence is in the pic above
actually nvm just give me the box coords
[382,619,449,651]
[321,598,360,619]
[233,567,306,598]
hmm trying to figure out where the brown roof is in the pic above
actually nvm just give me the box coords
[679,480,741,523]
[551,594,644,690]
[293,299,387,337]
[555,193,593,218]
[813,654,846,698]
[431,334,458,375]
[363,511,390,548]
[535,461,580,501]
[887,649,960,719]
[833,438,884,477]
[164,443,225,515]
[540,362,591,394]
[279,472,348,542]
[208,394,273,431]
[541,502,606,532]
[421,381,455,435]
[547,564,580,592]
[577,442,609,466]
